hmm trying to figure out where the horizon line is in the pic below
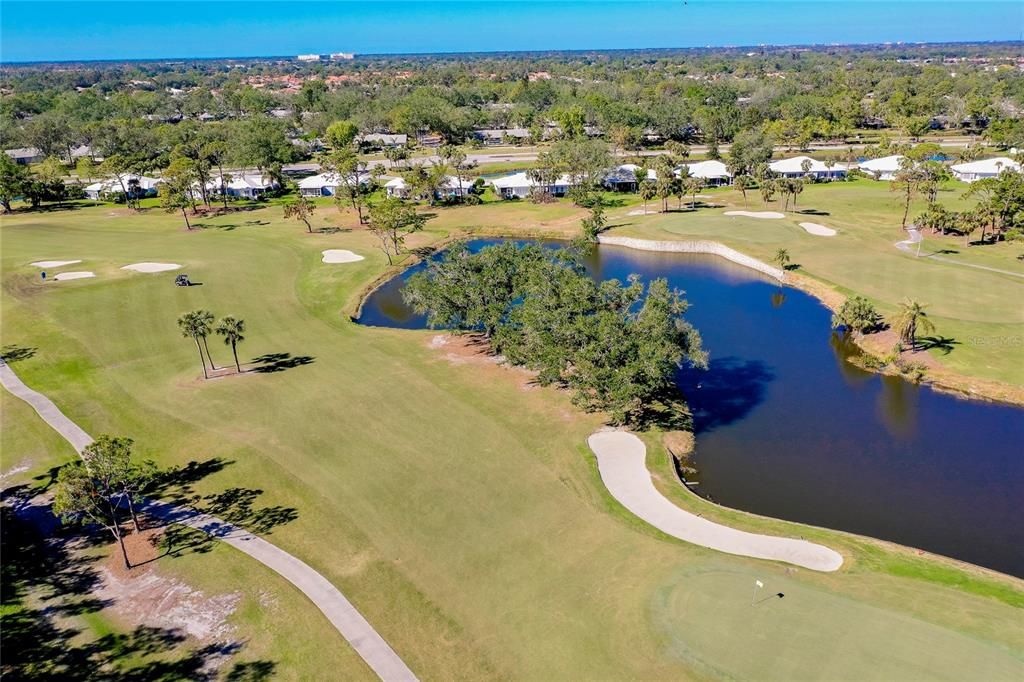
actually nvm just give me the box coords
[2,38,1020,67]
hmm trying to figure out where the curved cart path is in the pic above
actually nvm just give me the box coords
[588,431,843,572]
[0,359,418,682]
[896,228,1024,279]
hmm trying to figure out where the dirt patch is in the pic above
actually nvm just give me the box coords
[427,333,539,391]
[96,526,241,643]
[663,430,695,457]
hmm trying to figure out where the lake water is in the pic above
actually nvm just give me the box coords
[358,240,1024,577]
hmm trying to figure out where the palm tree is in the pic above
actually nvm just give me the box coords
[215,316,246,372]
[774,248,791,271]
[195,310,216,370]
[177,311,209,379]
[891,299,936,350]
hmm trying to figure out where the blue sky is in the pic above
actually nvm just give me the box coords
[1,1,1021,63]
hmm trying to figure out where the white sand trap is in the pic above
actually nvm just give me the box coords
[121,262,182,273]
[799,222,837,236]
[322,249,365,264]
[724,210,785,219]
[31,260,82,268]
[53,271,95,281]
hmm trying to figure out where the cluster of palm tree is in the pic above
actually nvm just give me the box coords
[177,309,247,377]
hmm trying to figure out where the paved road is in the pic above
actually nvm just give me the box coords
[0,359,418,682]
[588,430,844,572]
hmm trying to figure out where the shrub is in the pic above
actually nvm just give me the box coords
[832,296,884,333]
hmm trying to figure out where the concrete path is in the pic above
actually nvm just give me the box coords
[0,359,418,682]
[896,228,1024,279]
[588,431,843,572]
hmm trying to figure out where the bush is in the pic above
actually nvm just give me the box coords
[832,296,884,334]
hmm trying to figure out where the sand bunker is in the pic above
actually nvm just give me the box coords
[799,222,837,236]
[31,260,82,268]
[724,210,785,219]
[121,262,182,273]
[322,249,365,264]
[53,271,95,281]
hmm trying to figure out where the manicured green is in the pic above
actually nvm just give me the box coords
[2,199,1022,678]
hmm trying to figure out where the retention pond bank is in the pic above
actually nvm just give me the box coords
[358,239,1024,578]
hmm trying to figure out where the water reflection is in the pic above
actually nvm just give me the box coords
[876,374,921,439]
[677,358,775,434]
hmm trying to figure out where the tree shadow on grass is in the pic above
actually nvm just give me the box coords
[2,493,277,680]
[916,335,960,354]
[249,352,316,373]
[1,344,37,363]
[796,208,830,216]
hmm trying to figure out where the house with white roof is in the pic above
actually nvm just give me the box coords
[604,164,657,192]
[472,128,531,146]
[950,157,1021,183]
[385,175,474,200]
[297,172,368,197]
[209,173,279,198]
[677,160,732,185]
[769,155,846,180]
[84,174,162,201]
[858,155,906,180]
[490,171,574,199]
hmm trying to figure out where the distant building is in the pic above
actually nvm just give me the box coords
[858,155,906,181]
[4,147,43,165]
[471,128,531,146]
[677,160,732,186]
[330,52,355,60]
[604,164,657,192]
[385,175,473,200]
[297,171,368,197]
[491,171,573,199]
[357,133,408,149]
[297,54,321,62]
[951,157,1021,183]
[84,174,161,201]
[769,156,846,180]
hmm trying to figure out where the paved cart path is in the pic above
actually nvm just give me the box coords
[0,359,418,682]
[588,430,844,572]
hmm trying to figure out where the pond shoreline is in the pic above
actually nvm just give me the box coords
[598,235,1024,408]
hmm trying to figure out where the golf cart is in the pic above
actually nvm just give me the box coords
[174,273,192,287]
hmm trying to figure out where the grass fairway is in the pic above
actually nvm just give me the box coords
[610,179,1024,388]
[2,200,1023,678]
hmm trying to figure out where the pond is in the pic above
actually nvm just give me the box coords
[358,239,1024,578]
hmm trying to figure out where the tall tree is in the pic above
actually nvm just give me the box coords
[177,311,209,379]
[891,299,936,349]
[890,158,922,228]
[367,197,428,265]
[159,157,197,229]
[215,316,246,373]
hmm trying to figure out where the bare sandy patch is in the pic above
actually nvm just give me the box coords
[0,458,31,483]
[627,209,659,216]
[31,260,82,268]
[53,271,95,281]
[121,262,182,273]
[97,529,241,642]
[799,222,837,236]
[322,249,365,264]
[724,210,785,219]
[428,333,537,390]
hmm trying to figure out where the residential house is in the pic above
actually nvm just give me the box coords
[385,175,474,200]
[858,155,906,180]
[951,157,1021,183]
[4,147,44,165]
[472,128,531,146]
[357,133,408,150]
[677,160,732,186]
[209,173,279,198]
[490,171,573,199]
[297,171,368,197]
[84,174,162,201]
[604,164,657,192]
[769,156,846,180]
